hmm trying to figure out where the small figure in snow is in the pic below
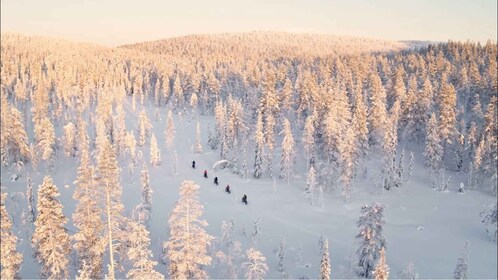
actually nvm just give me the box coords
[214,177,218,185]
[242,194,247,205]
[225,185,231,194]
[192,160,196,169]
[458,182,465,193]
[204,170,208,178]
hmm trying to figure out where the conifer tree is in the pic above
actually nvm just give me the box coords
[73,135,105,279]
[165,110,176,153]
[356,203,387,278]
[35,117,56,169]
[319,238,331,280]
[373,247,389,280]
[368,72,388,147]
[277,237,286,273]
[1,105,30,165]
[1,192,23,280]
[63,121,77,157]
[303,113,316,168]
[97,139,127,279]
[126,221,164,279]
[194,121,203,154]
[279,118,295,183]
[134,164,153,227]
[243,248,269,280]
[305,165,317,206]
[453,241,470,280]
[215,219,243,279]
[254,112,265,179]
[352,92,369,159]
[407,152,414,182]
[424,113,443,181]
[138,110,152,146]
[32,176,71,279]
[26,177,35,222]
[163,180,214,279]
[150,133,161,166]
[438,80,457,145]
[481,203,497,242]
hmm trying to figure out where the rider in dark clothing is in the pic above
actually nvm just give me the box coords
[192,160,196,169]
[204,170,208,178]
[242,194,247,205]
[214,177,218,185]
[225,185,231,194]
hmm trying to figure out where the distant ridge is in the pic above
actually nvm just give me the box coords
[119,31,414,59]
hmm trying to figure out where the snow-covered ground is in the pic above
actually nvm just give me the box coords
[1,98,496,279]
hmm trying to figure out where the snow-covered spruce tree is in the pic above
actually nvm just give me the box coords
[368,72,388,147]
[424,113,443,187]
[480,96,498,177]
[163,180,214,279]
[453,241,470,280]
[1,192,23,279]
[220,124,230,160]
[352,90,369,161]
[1,105,31,165]
[382,121,397,191]
[32,176,71,279]
[407,152,414,182]
[454,118,466,172]
[35,116,56,170]
[277,237,286,273]
[339,124,356,202]
[319,238,331,280]
[26,177,35,222]
[355,203,387,278]
[252,217,261,245]
[194,121,203,154]
[253,112,265,179]
[214,101,226,151]
[373,247,389,280]
[303,113,316,169]
[437,78,457,147]
[63,121,77,157]
[243,248,269,280]
[133,164,153,227]
[215,220,243,279]
[165,110,176,153]
[305,165,317,206]
[150,133,161,166]
[114,104,128,157]
[230,138,240,175]
[73,137,105,279]
[260,71,279,178]
[240,144,248,179]
[138,109,152,146]
[97,139,127,279]
[279,118,295,183]
[481,203,497,242]
[125,130,137,164]
[397,147,405,187]
[126,220,164,279]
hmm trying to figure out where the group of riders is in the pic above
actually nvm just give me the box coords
[192,160,248,205]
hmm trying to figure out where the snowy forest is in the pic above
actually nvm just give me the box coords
[0,31,497,279]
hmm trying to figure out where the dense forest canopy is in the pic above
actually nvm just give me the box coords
[0,31,496,279]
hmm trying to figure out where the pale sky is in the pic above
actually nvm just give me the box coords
[1,0,496,46]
